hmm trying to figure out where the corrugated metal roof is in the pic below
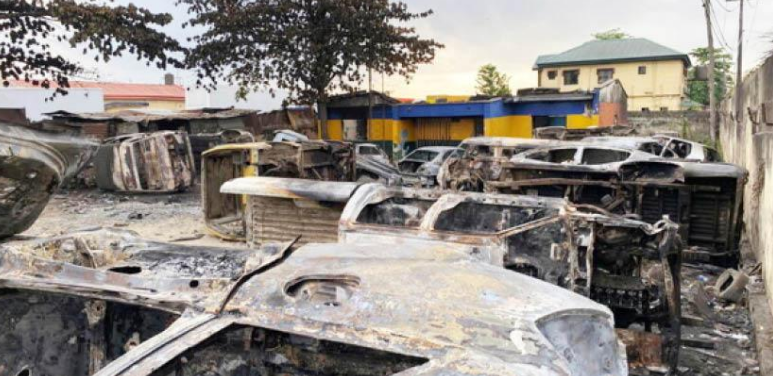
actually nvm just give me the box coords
[534,38,691,68]
[46,108,257,123]
[8,80,185,101]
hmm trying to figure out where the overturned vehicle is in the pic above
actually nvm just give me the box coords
[95,131,196,193]
[0,121,98,238]
[0,228,628,376]
[442,140,747,265]
[223,177,682,373]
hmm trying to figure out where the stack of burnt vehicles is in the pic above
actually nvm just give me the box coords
[0,116,748,376]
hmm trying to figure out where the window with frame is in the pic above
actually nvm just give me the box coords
[547,70,558,80]
[563,70,579,85]
[597,68,614,84]
[638,66,647,75]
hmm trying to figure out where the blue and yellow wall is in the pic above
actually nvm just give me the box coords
[323,88,616,160]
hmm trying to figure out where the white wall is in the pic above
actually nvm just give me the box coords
[186,85,285,111]
[0,87,104,121]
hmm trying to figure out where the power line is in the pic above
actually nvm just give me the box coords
[711,0,736,12]
[709,1,736,52]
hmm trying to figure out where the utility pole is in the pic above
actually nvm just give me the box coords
[735,0,744,125]
[703,0,718,144]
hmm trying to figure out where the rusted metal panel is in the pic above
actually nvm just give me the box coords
[0,121,98,238]
[245,195,345,247]
[95,131,195,193]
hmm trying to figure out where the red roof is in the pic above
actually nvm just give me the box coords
[7,80,185,101]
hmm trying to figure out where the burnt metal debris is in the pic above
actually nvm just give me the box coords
[0,228,628,376]
[441,137,747,266]
[95,131,196,193]
[0,121,98,238]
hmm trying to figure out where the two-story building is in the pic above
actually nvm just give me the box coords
[535,38,691,112]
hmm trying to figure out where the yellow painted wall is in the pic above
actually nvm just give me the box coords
[324,120,344,141]
[368,119,392,141]
[105,99,185,113]
[415,118,476,141]
[391,120,416,143]
[566,114,600,129]
[426,95,471,104]
[450,118,476,140]
[484,116,532,138]
[539,60,686,111]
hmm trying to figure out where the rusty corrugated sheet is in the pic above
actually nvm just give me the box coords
[246,196,343,247]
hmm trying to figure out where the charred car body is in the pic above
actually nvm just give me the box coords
[443,138,747,265]
[0,228,627,376]
[222,177,681,373]
[582,136,723,162]
[0,121,98,238]
[95,131,196,193]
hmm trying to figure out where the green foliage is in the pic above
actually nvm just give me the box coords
[0,0,182,96]
[686,47,734,105]
[592,28,631,40]
[180,0,443,108]
[475,64,511,97]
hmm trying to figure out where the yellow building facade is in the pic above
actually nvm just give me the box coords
[535,38,691,112]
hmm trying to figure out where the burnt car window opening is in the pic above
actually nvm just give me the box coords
[1,290,178,376]
[581,148,631,165]
[664,140,692,159]
[149,325,428,376]
[638,142,665,156]
[356,197,435,228]
[406,150,439,162]
[529,148,577,164]
[706,148,723,162]
[360,146,381,155]
[434,202,558,234]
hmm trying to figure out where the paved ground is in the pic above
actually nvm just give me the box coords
[19,187,764,376]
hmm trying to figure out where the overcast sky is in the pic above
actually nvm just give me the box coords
[52,0,773,109]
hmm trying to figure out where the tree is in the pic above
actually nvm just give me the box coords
[687,47,734,106]
[592,28,631,40]
[1,1,182,96]
[179,0,443,138]
[475,64,511,97]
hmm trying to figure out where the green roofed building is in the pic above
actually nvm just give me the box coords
[535,38,691,112]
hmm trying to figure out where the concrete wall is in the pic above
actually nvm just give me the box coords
[628,111,711,142]
[539,60,686,111]
[719,55,773,312]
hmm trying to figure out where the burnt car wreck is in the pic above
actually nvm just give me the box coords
[0,121,98,238]
[95,131,196,193]
[201,140,355,240]
[223,177,682,373]
[0,228,628,376]
[443,140,747,266]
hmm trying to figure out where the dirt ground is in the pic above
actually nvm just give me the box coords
[17,187,764,376]
[22,187,246,249]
